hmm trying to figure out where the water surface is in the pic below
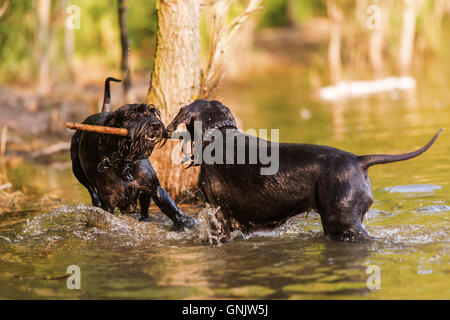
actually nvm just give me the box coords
[1,64,449,299]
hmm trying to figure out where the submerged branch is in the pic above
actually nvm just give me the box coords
[31,142,70,158]
[13,274,70,281]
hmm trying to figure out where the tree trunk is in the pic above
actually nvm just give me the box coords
[326,0,343,84]
[286,0,297,27]
[147,0,201,119]
[397,0,418,75]
[118,0,133,103]
[62,0,75,83]
[368,1,391,79]
[147,0,201,198]
[369,28,384,78]
[37,0,51,95]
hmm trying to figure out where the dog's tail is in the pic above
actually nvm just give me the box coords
[357,129,443,170]
[101,77,122,113]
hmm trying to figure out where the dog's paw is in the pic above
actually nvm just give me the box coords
[172,216,199,231]
[138,216,151,222]
[184,216,200,229]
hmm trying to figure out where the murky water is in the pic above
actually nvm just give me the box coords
[1,61,450,299]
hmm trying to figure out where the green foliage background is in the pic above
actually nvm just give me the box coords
[0,0,447,84]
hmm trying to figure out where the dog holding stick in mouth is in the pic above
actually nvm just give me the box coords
[70,77,196,229]
[167,99,442,243]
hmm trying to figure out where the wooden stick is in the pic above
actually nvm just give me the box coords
[65,122,129,136]
[65,122,176,139]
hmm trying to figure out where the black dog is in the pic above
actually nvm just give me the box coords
[70,77,195,229]
[167,99,442,242]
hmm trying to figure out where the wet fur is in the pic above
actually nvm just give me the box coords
[70,79,194,228]
[167,99,442,243]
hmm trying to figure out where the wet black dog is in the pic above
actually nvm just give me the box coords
[167,99,442,242]
[70,77,195,229]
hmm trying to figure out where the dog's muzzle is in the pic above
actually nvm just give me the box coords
[118,118,167,161]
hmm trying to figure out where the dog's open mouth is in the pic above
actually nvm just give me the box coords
[143,133,161,144]
[144,130,168,145]
[117,119,167,162]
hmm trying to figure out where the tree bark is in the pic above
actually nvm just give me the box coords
[397,0,420,75]
[37,0,52,95]
[369,28,383,78]
[147,0,201,120]
[368,1,391,79]
[326,0,343,84]
[146,0,258,197]
[146,0,201,197]
[62,0,74,83]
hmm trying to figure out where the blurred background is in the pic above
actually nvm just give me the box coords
[1,0,450,300]
[1,0,450,207]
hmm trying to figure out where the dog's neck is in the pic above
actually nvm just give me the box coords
[203,119,236,141]
[96,135,137,181]
[184,120,236,169]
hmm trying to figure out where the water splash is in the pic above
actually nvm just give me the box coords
[2,204,210,248]
[4,202,447,248]
[367,223,450,245]
[197,205,225,246]
[16,204,154,245]
[197,205,323,245]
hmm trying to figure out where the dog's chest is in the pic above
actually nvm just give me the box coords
[104,166,152,199]
[114,181,145,206]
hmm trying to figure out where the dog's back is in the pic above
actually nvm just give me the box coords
[71,76,120,187]
[71,112,113,178]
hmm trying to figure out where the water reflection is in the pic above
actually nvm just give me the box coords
[1,69,449,299]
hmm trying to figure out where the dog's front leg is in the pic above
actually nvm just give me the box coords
[152,186,198,230]
[138,194,151,221]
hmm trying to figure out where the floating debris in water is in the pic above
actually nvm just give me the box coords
[417,269,433,275]
[382,184,442,193]
[366,209,396,218]
[318,77,416,101]
[414,205,450,213]
[0,235,11,243]
[368,224,449,244]
[0,189,28,213]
